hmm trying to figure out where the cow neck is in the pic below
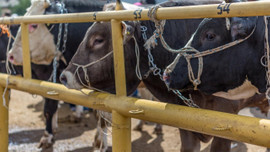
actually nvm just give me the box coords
[138,20,199,108]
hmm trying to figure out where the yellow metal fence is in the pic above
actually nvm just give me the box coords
[1,1,270,151]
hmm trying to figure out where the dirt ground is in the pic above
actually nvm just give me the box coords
[8,89,269,152]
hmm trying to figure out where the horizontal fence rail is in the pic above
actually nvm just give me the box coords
[0,74,270,147]
[0,1,270,24]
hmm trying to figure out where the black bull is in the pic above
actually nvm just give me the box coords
[60,1,267,152]
[165,16,267,95]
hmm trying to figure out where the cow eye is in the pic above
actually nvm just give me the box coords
[206,33,216,41]
[31,24,38,29]
[29,24,38,33]
[94,38,104,46]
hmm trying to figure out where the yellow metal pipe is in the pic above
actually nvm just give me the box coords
[111,20,127,96]
[0,74,270,147]
[0,87,9,152]
[111,6,131,150]
[1,1,270,24]
[21,23,32,79]
[112,111,131,152]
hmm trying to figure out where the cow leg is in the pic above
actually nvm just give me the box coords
[38,98,58,149]
[210,137,231,152]
[70,105,83,123]
[93,112,108,152]
[134,120,144,131]
[179,129,200,152]
[153,123,163,135]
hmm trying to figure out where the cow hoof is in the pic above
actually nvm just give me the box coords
[69,113,82,123]
[153,128,163,135]
[38,131,54,149]
[230,142,238,149]
[93,148,108,152]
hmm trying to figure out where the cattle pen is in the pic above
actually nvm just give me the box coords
[1,1,270,151]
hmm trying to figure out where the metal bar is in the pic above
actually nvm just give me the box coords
[21,23,32,79]
[0,74,270,147]
[111,20,127,96]
[0,87,9,152]
[112,111,131,152]
[1,1,270,24]
[111,16,131,152]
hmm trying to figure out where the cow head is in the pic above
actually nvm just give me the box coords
[164,16,266,94]
[60,0,141,94]
[8,0,62,65]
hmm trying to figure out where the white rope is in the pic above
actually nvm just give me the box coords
[72,51,113,91]
[134,36,142,80]
[2,77,9,109]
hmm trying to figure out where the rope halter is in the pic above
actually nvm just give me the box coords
[72,51,113,89]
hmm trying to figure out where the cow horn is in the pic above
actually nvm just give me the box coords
[116,0,125,10]
[43,0,50,9]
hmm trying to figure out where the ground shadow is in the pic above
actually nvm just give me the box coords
[67,146,112,152]
[27,98,44,113]
[9,111,97,145]
[9,129,44,145]
[201,141,248,152]
[132,130,164,152]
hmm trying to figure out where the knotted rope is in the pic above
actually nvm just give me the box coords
[145,5,203,90]
[139,5,199,107]
[72,51,113,89]
[134,36,142,80]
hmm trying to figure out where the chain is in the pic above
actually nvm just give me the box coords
[51,2,68,83]
[141,25,199,108]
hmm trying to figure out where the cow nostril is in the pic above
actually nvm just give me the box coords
[8,54,14,62]
[60,73,67,85]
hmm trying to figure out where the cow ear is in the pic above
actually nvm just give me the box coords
[230,17,256,41]
[121,21,135,44]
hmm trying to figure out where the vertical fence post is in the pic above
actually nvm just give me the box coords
[21,23,32,79]
[0,87,10,152]
[111,18,131,152]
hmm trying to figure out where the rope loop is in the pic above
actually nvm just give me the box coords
[71,51,113,89]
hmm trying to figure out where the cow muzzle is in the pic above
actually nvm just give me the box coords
[60,71,83,89]
[8,50,23,65]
